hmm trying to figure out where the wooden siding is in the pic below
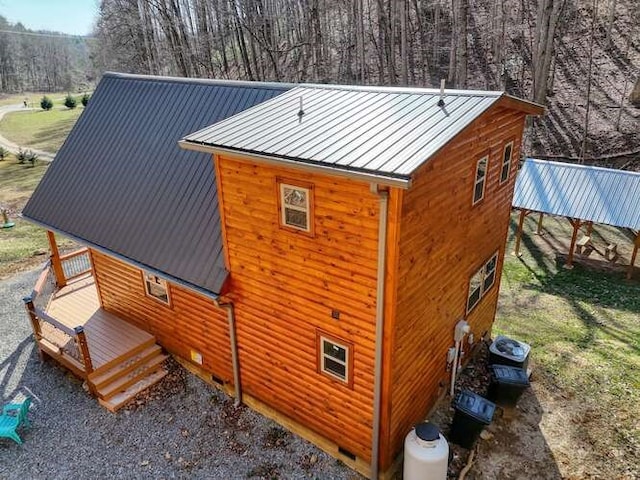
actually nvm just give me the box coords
[216,154,380,462]
[91,250,232,382]
[382,104,527,467]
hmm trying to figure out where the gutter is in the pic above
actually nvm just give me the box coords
[370,184,389,480]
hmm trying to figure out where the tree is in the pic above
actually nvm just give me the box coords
[532,0,563,105]
[40,96,53,110]
[81,93,90,106]
[64,94,77,109]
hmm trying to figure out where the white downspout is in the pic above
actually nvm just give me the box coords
[450,320,470,397]
[371,184,389,480]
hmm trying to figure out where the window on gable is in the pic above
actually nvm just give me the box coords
[278,180,312,233]
[473,156,488,205]
[317,332,352,387]
[143,271,171,306]
[500,141,514,184]
[467,251,499,313]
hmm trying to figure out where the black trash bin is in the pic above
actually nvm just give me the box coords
[449,390,495,449]
[489,335,531,370]
[487,364,530,408]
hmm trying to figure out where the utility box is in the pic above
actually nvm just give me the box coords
[489,335,531,370]
[449,390,495,449]
[403,422,449,480]
[487,364,530,408]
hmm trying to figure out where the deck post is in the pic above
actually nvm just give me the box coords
[535,212,544,235]
[565,218,582,269]
[47,231,67,288]
[74,326,95,382]
[23,296,43,360]
[513,209,528,257]
[628,234,639,280]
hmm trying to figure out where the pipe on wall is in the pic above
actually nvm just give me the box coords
[215,300,242,407]
[370,184,389,480]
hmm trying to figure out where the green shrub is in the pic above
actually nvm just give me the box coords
[16,149,38,166]
[64,94,77,109]
[0,146,8,161]
[81,93,90,107]
[40,96,53,110]
[16,149,27,164]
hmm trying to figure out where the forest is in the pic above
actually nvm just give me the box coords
[1,1,639,167]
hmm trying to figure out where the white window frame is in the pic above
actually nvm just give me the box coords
[319,335,350,384]
[467,251,499,313]
[143,271,171,306]
[500,141,514,184]
[473,156,488,205]
[279,182,311,232]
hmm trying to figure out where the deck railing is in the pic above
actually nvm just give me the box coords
[24,262,94,376]
[60,248,92,281]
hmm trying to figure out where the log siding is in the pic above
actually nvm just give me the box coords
[382,105,527,468]
[91,250,233,383]
[215,154,380,462]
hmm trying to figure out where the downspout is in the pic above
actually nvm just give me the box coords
[214,299,242,407]
[371,184,389,480]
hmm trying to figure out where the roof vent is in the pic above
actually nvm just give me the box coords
[297,96,304,122]
[438,79,446,107]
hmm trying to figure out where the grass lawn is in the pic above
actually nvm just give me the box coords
[0,157,74,278]
[0,91,90,108]
[0,107,84,153]
[494,214,639,478]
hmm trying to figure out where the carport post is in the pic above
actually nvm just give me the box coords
[628,234,639,280]
[565,218,582,269]
[513,209,528,257]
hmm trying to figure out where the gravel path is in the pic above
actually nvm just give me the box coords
[0,269,360,479]
[0,104,55,162]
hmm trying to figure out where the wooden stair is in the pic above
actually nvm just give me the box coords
[88,341,168,412]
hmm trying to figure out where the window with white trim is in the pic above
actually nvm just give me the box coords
[500,141,514,184]
[473,157,488,205]
[319,335,350,384]
[143,272,171,305]
[467,251,499,312]
[279,181,311,232]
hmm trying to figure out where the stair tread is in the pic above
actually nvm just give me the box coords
[89,337,157,377]
[97,354,168,398]
[89,344,162,384]
[99,369,168,412]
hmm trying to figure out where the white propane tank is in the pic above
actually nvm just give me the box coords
[403,422,449,480]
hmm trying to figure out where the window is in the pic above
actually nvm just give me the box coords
[467,251,499,313]
[278,180,312,233]
[317,332,352,386]
[473,156,488,205]
[143,271,171,305]
[500,141,514,184]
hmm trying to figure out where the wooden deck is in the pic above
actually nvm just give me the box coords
[46,274,155,371]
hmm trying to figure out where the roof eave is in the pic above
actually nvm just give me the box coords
[21,214,224,301]
[178,140,412,189]
[500,94,545,115]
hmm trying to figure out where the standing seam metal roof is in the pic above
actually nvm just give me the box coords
[22,72,289,295]
[182,85,510,180]
[513,158,640,230]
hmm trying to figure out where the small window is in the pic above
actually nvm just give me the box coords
[467,251,499,313]
[143,272,171,305]
[317,332,352,386]
[278,180,312,233]
[500,141,514,184]
[473,157,488,205]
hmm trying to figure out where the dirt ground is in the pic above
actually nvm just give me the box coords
[430,341,637,480]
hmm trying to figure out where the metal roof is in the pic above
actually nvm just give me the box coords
[23,72,289,295]
[182,85,531,183]
[513,158,640,229]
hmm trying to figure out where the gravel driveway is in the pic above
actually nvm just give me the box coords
[0,269,360,479]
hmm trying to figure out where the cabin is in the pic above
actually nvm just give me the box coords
[22,73,542,479]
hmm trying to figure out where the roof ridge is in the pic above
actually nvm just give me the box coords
[527,157,640,176]
[103,71,295,91]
